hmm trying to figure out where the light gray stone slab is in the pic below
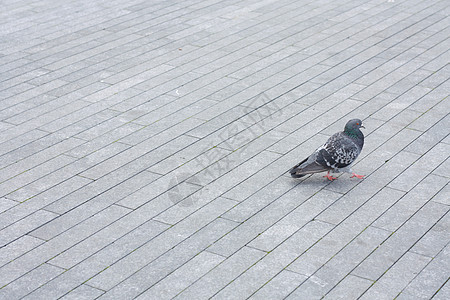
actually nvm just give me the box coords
[432,183,449,206]
[352,201,448,281]
[136,251,225,299]
[213,220,334,300]
[88,198,238,294]
[373,174,448,232]
[250,270,308,300]
[60,284,104,300]
[323,275,373,300]
[388,143,449,192]
[174,247,266,300]
[431,280,450,300]
[0,209,59,247]
[0,263,65,299]
[359,252,432,300]
[399,244,450,299]
[0,235,44,268]
[0,197,18,213]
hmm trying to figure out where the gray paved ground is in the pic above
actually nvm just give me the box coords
[0,0,449,299]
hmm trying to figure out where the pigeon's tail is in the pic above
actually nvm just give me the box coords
[290,170,306,178]
[289,158,329,178]
[289,158,308,178]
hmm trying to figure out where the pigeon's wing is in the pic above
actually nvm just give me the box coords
[316,132,360,169]
[289,132,361,178]
[289,147,331,178]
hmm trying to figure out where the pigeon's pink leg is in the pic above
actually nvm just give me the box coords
[351,172,364,179]
[323,171,337,181]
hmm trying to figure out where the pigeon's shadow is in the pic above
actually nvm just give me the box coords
[287,172,361,195]
[286,173,335,189]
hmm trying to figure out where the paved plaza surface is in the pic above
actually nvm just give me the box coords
[1,0,449,299]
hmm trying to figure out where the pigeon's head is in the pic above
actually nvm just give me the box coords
[345,119,365,133]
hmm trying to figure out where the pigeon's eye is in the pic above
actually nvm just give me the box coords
[356,123,359,125]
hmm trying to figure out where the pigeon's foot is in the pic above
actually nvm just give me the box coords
[324,172,337,181]
[351,173,364,179]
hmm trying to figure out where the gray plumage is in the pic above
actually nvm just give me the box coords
[290,119,365,179]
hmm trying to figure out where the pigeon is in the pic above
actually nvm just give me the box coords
[289,119,365,181]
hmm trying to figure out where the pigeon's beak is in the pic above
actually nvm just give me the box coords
[360,125,365,129]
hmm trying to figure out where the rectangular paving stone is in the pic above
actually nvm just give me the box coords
[114,171,177,209]
[136,251,225,299]
[387,143,449,192]
[0,197,18,214]
[207,180,327,257]
[66,124,144,158]
[81,117,202,176]
[0,204,133,293]
[5,161,93,202]
[154,152,280,225]
[316,159,413,226]
[74,113,137,142]
[432,155,449,178]
[322,275,373,300]
[419,64,449,88]
[88,222,234,300]
[23,220,169,300]
[406,116,450,155]
[431,183,449,206]
[0,209,58,247]
[250,270,308,300]
[0,94,56,124]
[0,263,65,300]
[37,103,118,136]
[354,125,422,171]
[32,169,153,237]
[103,88,152,111]
[2,175,92,229]
[360,251,432,300]
[287,197,401,280]
[0,235,44,268]
[213,220,334,300]
[0,135,84,180]
[147,136,228,175]
[423,277,450,300]
[373,174,448,232]
[220,177,296,223]
[410,210,449,258]
[47,205,149,269]
[352,200,448,281]
[45,34,143,71]
[248,189,342,252]
[88,198,237,294]
[4,87,76,119]
[0,129,47,156]
[60,284,105,300]
[372,87,431,121]
[287,226,390,299]
[174,246,266,300]
[399,243,450,299]
[2,79,69,110]
[408,99,448,132]
[186,131,284,183]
